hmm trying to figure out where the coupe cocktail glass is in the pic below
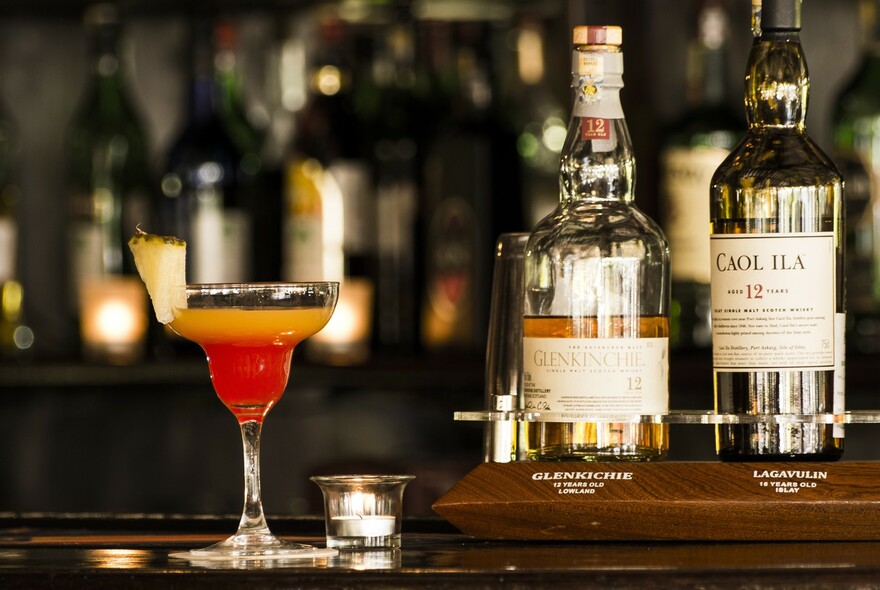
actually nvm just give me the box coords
[167,282,339,561]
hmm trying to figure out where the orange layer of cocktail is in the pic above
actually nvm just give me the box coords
[171,307,332,421]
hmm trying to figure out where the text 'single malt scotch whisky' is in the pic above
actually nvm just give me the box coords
[523,26,670,462]
[710,0,845,461]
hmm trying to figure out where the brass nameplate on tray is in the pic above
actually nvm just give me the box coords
[432,461,880,541]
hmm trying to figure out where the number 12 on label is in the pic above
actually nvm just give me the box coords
[726,284,764,299]
[626,377,642,391]
[582,117,610,140]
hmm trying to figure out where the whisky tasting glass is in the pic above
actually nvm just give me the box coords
[167,282,339,561]
[484,233,530,462]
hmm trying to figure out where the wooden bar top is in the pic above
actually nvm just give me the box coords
[2,513,880,589]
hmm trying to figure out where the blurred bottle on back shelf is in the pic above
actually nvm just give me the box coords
[360,5,429,353]
[213,18,274,281]
[159,16,252,285]
[65,3,152,363]
[420,21,525,355]
[282,14,375,365]
[509,14,568,228]
[659,0,741,351]
[832,0,880,354]
[0,98,32,361]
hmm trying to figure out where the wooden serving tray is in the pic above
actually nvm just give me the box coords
[432,461,880,541]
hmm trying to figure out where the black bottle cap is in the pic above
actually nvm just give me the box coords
[761,0,802,31]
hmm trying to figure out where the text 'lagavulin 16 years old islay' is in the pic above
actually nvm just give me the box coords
[523,26,670,462]
[710,0,845,461]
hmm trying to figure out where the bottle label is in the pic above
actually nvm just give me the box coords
[328,160,374,260]
[572,52,623,119]
[284,214,325,281]
[710,232,837,370]
[377,180,416,255]
[577,54,604,77]
[283,158,345,282]
[522,337,668,415]
[422,195,477,348]
[192,205,251,283]
[0,217,16,282]
[71,222,104,278]
[581,118,611,141]
[661,146,730,283]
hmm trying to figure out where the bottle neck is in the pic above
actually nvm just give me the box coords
[188,22,218,123]
[87,31,129,113]
[561,46,634,204]
[690,0,730,107]
[214,49,242,114]
[745,30,808,130]
[692,44,729,107]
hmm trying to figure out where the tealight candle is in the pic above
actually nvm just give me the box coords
[311,474,414,550]
[331,515,396,538]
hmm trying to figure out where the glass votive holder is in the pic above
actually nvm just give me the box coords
[310,474,414,550]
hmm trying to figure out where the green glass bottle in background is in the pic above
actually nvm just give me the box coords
[710,0,844,461]
[659,0,742,351]
[832,0,880,354]
[65,3,152,363]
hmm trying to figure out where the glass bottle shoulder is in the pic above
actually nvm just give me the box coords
[713,128,841,188]
[529,200,668,255]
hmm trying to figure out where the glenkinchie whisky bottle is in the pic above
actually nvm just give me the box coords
[710,0,845,461]
[659,0,741,350]
[523,26,670,462]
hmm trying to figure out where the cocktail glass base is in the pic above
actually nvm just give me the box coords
[169,530,338,561]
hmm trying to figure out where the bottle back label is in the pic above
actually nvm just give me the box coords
[661,145,729,283]
[522,337,668,415]
[710,232,836,370]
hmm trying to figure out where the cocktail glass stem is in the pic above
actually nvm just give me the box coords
[238,419,270,536]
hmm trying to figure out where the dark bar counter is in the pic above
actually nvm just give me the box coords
[3,513,880,589]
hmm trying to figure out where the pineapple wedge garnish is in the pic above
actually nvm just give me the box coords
[128,227,186,324]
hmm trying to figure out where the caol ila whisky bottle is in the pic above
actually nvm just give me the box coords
[522,26,670,462]
[711,0,844,461]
